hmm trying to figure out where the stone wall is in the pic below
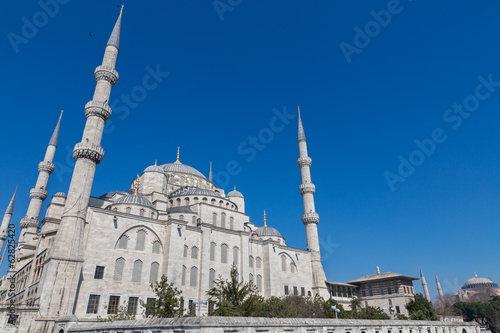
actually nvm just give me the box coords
[68,317,479,333]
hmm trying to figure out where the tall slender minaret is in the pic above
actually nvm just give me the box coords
[18,112,62,259]
[0,187,17,258]
[209,161,213,182]
[420,268,431,301]
[34,8,123,325]
[297,107,328,297]
[436,274,444,301]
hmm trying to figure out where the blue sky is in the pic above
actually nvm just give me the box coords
[1,1,499,300]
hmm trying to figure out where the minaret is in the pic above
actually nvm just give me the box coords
[420,268,431,301]
[297,107,328,296]
[209,161,213,182]
[34,8,123,324]
[436,274,444,301]
[0,187,17,258]
[18,111,62,258]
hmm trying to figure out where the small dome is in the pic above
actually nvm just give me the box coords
[144,164,165,174]
[160,163,206,179]
[462,275,499,289]
[227,189,244,198]
[53,192,67,198]
[114,194,153,208]
[256,226,282,238]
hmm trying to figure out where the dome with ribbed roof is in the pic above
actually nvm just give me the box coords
[256,226,282,237]
[170,187,221,198]
[462,275,499,290]
[227,187,244,198]
[144,164,165,174]
[160,163,206,179]
[113,194,153,208]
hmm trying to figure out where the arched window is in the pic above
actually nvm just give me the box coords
[118,235,128,249]
[192,216,197,225]
[176,198,181,206]
[211,199,216,205]
[184,197,190,206]
[184,245,188,258]
[230,217,234,230]
[113,258,125,281]
[256,257,262,268]
[182,265,186,286]
[249,273,254,283]
[203,197,207,203]
[221,244,228,263]
[233,247,239,265]
[212,213,217,226]
[191,247,199,259]
[151,211,155,218]
[249,256,254,268]
[290,263,296,273]
[194,197,199,204]
[149,262,159,284]
[221,213,226,228]
[190,266,198,287]
[179,214,184,221]
[139,209,145,217]
[210,242,216,261]
[136,230,146,251]
[125,207,131,214]
[132,260,143,282]
[181,176,185,186]
[219,200,224,207]
[257,275,262,292]
[152,241,161,254]
[281,255,287,271]
[209,268,216,288]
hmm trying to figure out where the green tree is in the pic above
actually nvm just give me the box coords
[357,306,391,320]
[453,296,500,333]
[207,265,263,316]
[406,293,438,321]
[98,302,136,322]
[141,275,184,318]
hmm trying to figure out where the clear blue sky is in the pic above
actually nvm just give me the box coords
[1,1,499,301]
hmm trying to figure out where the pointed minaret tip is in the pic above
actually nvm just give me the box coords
[174,147,181,164]
[263,210,267,227]
[298,106,306,142]
[107,6,123,50]
[49,111,63,147]
[5,186,18,215]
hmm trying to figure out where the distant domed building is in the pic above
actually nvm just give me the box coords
[456,274,500,301]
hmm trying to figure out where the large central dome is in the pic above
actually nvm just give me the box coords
[462,275,499,290]
[160,163,206,179]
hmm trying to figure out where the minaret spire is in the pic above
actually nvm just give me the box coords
[435,274,444,302]
[420,268,431,301]
[297,108,328,297]
[17,112,63,257]
[0,187,17,258]
[209,161,213,182]
[263,210,267,227]
[174,147,181,164]
[34,8,123,324]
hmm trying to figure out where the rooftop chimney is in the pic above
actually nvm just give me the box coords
[376,266,381,274]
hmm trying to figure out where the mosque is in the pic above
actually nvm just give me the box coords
[0,8,331,332]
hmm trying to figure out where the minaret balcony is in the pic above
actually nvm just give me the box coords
[20,217,40,229]
[29,187,48,200]
[301,212,319,225]
[38,161,55,174]
[299,183,316,195]
[73,142,105,165]
[84,101,112,122]
[94,65,119,86]
[297,156,312,168]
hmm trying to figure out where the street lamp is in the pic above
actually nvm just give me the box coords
[331,305,341,319]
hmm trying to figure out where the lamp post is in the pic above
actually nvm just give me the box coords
[331,305,341,319]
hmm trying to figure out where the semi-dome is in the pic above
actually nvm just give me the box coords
[53,192,67,198]
[170,187,221,198]
[462,275,499,290]
[255,226,282,238]
[113,194,154,208]
[160,163,206,179]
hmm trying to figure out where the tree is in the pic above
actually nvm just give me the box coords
[98,302,136,322]
[141,275,184,318]
[207,265,263,316]
[406,293,438,321]
[453,296,500,333]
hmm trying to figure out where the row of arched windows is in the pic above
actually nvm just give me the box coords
[180,266,263,292]
[281,255,298,273]
[117,230,161,253]
[212,213,235,229]
[112,206,156,218]
[169,197,237,211]
[113,258,159,284]
[248,255,262,268]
